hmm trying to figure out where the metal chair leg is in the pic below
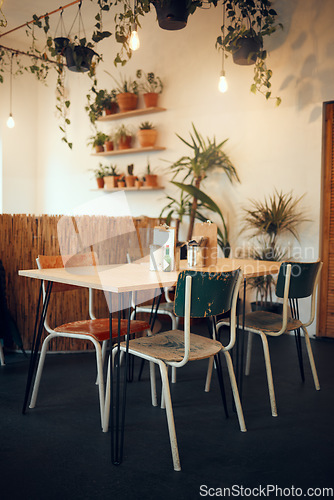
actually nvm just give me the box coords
[302,326,320,390]
[222,350,247,432]
[214,352,229,418]
[158,360,181,472]
[259,332,278,417]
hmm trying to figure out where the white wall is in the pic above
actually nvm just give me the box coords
[1,0,334,333]
[0,64,38,214]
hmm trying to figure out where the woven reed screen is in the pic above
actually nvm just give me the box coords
[0,214,168,351]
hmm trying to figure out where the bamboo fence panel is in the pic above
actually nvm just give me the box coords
[0,214,167,351]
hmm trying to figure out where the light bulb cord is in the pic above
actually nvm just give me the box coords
[9,52,13,115]
[221,0,226,73]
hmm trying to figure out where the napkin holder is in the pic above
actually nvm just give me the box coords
[150,225,176,271]
[192,221,218,266]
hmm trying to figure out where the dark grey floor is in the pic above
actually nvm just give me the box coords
[1,324,334,500]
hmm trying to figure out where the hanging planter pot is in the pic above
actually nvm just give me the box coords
[152,0,189,30]
[54,37,70,55]
[64,45,97,73]
[232,37,262,66]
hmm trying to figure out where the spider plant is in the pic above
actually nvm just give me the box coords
[243,190,309,305]
[243,190,308,252]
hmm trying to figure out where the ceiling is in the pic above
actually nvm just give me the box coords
[0,0,100,46]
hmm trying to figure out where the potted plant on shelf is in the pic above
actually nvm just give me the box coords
[103,89,118,115]
[135,177,143,189]
[125,164,136,187]
[143,160,158,187]
[104,164,121,189]
[107,73,139,112]
[87,131,109,153]
[242,190,309,312]
[137,122,158,148]
[104,133,114,152]
[117,175,126,188]
[86,88,118,124]
[216,0,282,104]
[136,69,163,108]
[115,124,133,150]
[90,163,109,189]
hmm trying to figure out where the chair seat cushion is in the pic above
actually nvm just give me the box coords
[243,311,302,333]
[122,330,222,363]
[54,318,150,342]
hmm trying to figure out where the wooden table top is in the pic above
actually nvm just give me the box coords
[19,258,280,294]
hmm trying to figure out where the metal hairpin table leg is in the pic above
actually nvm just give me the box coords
[22,280,52,414]
[110,291,132,466]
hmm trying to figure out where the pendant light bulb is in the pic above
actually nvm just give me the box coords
[129,23,140,51]
[7,113,15,129]
[218,70,228,93]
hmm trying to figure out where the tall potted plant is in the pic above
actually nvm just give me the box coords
[242,190,309,311]
[167,123,240,242]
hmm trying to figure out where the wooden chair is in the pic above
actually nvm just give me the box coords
[127,248,179,382]
[29,253,150,429]
[104,268,246,471]
[243,261,322,417]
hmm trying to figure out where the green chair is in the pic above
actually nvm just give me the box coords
[243,261,322,417]
[105,269,246,471]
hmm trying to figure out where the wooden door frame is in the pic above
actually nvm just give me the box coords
[318,101,334,337]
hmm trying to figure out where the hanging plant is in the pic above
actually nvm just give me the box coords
[216,0,283,105]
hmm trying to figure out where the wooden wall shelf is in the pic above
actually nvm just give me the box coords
[91,146,166,157]
[98,107,166,122]
[92,186,165,192]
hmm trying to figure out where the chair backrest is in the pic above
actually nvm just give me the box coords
[37,253,98,331]
[37,253,97,293]
[174,269,241,318]
[276,261,321,299]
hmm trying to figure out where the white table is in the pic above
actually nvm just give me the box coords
[19,258,280,464]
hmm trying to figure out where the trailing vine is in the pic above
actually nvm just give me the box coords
[0,0,283,150]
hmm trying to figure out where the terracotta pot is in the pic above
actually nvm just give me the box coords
[137,129,158,148]
[95,145,104,153]
[105,140,114,151]
[232,37,261,66]
[125,175,136,188]
[135,180,143,188]
[116,93,138,112]
[104,102,118,115]
[96,177,104,189]
[118,135,132,150]
[143,92,159,108]
[145,174,158,187]
[117,180,126,188]
[104,175,119,189]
